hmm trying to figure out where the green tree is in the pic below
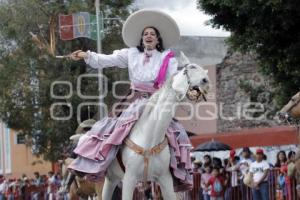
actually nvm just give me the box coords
[0,0,132,161]
[198,0,300,105]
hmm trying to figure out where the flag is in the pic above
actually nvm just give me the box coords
[59,12,102,41]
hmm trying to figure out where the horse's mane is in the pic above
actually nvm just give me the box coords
[148,74,176,105]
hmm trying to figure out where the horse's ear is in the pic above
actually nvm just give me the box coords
[178,51,190,67]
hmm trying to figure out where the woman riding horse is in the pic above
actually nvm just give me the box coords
[68,9,200,193]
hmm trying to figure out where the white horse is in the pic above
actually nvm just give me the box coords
[102,52,210,200]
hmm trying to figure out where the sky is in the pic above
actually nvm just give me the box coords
[132,0,230,37]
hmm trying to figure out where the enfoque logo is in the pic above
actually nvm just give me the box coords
[50,74,266,123]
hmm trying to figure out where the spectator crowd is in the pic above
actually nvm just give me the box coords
[0,171,64,200]
[1,148,299,200]
[192,147,298,200]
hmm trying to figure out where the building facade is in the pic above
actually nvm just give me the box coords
[0,121,52,178]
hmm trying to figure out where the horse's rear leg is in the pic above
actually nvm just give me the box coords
[157,172,176,200]
[101,176,118,200]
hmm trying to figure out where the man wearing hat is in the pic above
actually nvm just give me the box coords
[193,159,202,173]
[61,119,96,193]
[68,9,194,192]
[249,148,270,200]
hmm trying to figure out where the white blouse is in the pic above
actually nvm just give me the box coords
[84,47,178,85]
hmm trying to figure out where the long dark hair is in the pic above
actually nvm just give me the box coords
[275,151,287,167]
[203,154,212,166]
[136,26,164,52]
[288,151,296,161]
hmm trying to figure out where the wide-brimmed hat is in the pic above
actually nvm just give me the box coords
[69,133,83,141]
[75,119,96,134]
[122,9,180,48]
[193,160,202,165]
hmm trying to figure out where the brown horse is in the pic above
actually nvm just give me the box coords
[288,153,300,199]
[278,91,300,121]
[279,92,300,198]
[61,158,103,200]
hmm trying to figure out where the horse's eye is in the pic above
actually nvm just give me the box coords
[189,65,196,69]
[202,78,208,84]
[291,98,295,102]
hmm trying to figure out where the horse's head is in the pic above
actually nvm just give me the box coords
[278,92,300,122]
[172,52,210,102]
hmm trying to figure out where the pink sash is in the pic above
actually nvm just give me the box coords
[153,51,175,89]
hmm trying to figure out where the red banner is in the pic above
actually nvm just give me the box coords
[59,14,74,40]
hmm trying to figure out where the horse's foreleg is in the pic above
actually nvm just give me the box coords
[157,171,176,200]
[102,158,124,200]
[101,176,118,200]
[122,173,137,200]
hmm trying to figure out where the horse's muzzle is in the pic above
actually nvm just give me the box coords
[186,87,207,102]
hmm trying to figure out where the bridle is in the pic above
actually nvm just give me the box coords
[279,94,300,125]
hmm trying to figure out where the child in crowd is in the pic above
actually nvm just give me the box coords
[276,168,286,200]
[207,166,226,200]
[201,164,212,200]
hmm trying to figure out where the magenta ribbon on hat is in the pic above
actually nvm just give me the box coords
[153,51,175,89]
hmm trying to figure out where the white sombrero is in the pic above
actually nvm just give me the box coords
[74,119,96,134]
[122,9,180,48]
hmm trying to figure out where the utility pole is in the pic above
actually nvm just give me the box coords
[95,0,105,120]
